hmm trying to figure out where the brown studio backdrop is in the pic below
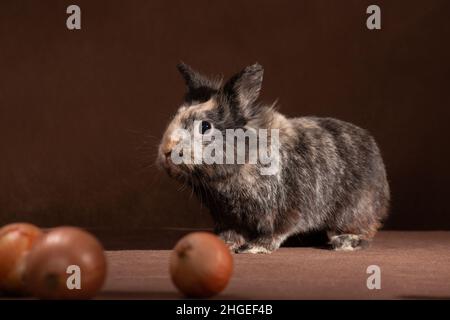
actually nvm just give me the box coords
[0,0,449,232]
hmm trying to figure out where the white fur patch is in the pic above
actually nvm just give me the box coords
[330,234,361,252]
[333,243,357,252]
[242,246,272,254]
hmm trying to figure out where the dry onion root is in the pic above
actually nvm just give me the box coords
[0,223,43,295]
[24,226,107,300]
[170,232,233,298]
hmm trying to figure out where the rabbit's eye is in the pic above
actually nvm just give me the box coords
[200,121,212,135]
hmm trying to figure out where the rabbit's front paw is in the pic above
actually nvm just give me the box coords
[234,235,285,254]
[218,230,245,251]
[235,244,273,254]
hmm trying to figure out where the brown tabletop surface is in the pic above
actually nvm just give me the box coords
[95,231,450,300]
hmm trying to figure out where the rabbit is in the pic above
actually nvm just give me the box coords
[157,62,390,253]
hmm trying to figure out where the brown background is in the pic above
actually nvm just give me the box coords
[0,0,449,231]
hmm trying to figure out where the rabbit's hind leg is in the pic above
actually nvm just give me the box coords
[328,233,370,251]
[328,188,385,251]
[327,220,380,251]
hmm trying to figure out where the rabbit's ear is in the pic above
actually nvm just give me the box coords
[224,63,264,108]
[177,63,221,103]
[177,62,213,90]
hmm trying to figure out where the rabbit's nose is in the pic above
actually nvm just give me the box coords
[164,151,172,159]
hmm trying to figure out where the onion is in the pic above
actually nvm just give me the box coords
[0,223,43,294]
[24,227,107,299]
[170,232,233,298]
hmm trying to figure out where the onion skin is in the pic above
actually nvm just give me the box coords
[0,223,43,294]
[170,232,233,298]
[24,227,107,300]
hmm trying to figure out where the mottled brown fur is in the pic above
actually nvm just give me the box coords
[158,63,390,253]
